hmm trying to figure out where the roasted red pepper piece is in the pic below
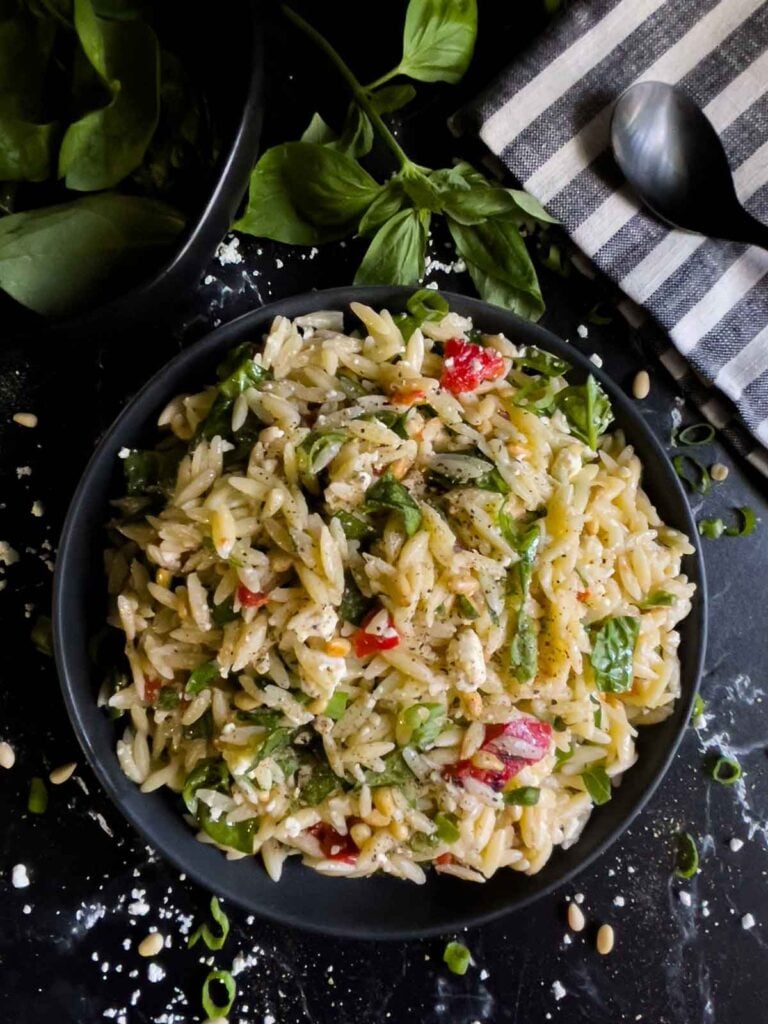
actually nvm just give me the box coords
[352,608,400,658]
[143,678,162,704]
[444,717,552,792]
[309,822,358,863]
[237,585,269,609]
[440,338,506,395]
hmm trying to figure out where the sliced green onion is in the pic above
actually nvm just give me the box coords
[675,831,698,879]
[674,423,715,447]
[28,776,48,814]
[691,694,706,724]
[201,969,236,1019]
[503,786,540,806]
[188,896,230,951]
[434,812,460,844]
[673,455,711,495]
[699,507,757,539]
[709,755,742,785]
[443,941,472,976]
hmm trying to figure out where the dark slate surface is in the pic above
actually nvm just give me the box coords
[2,4,767,1023]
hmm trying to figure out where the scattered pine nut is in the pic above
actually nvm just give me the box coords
[0,741,16,769]
[596,923,615,954]
[12,412,38,428]
[567,902,586,932]
[49,762,77,785]
[155,568,172,589]
[233,691,259,712]
[632,370,650,400]
[138,932,164,957]
[325,637,351,658]
[271,553,293,573]
[710,462,729,483]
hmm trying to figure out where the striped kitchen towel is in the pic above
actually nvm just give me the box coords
[462,0,768,474]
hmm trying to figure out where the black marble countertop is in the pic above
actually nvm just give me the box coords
[2,6,767,1023]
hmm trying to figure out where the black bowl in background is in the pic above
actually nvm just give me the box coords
[4,1,263,347]
[53,286,707,939]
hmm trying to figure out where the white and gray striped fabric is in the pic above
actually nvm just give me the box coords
[465,0,768,474]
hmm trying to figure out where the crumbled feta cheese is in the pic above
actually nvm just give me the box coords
[147,963,166,983]
[589,353,603,367]
[12,864,30,888]
[117,447,131,459]
[742,913,755,930]
[679,891,692,907]
[552,980,567,1001]
[216,236,242,266]
[576,325,588,338]
[613,895,626,907]
[730,838,744,852]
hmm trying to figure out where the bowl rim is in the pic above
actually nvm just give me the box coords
[53,285,707,939]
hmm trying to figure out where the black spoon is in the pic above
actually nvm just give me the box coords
[611,80,768,250]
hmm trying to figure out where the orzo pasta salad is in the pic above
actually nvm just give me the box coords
[103,292,694,884]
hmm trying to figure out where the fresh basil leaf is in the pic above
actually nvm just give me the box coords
[358,409,411,439]
[503,521,540,683]
[555,375,613,450]
[235,142,380,245]
[186,659,221,695]
[332,511,376,542]
[218,346,269,399]
[364,749,415,788]
[255,727,292,764]
[235,708,282,729]
[197,803,257,854]
[581,763,611,805]
[182,758,230,815]
[511,375,558,414]
[370,83,417,113]
[357,178,408,238]
[364,473,422,536]
[123,446,181,496]
[355,208,430,287]
[406,703,446,751]
[300,111,337,146]
[427,452,509,494]
[299,757,341,805]
[589,616,639,694]
[506,189,558,224]
[514,346,570,378]
[434,812,460,843]
[399,0,477,84]
[59,0,160,190]
[448,217,544,321]
[638,591,676,609]
[156,687,181,710]
[332,103,373,159]
[0,117,57,182]
[338,570,373,625]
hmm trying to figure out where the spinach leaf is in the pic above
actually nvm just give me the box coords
[218,346,269,399]
[358,409,410,438]
[255,727,293,764]
[448,216,544,321]
[186,660,221,695]
[197,803,257,855]
[364,750,415,788]
[355,208,430,287]
[0,193,184,316]
[59,0,160,190]
[234,142,380,244]
[332,510,376,542]
[554,375,613,450]
[399,0,477,84]
[364,473,422,536]
[295,430,346,493]
[427,452,509,494]
[514,346,570,378]
[298,758,341,806]
[511,375,559,414]
[182,757,229,815]
[122,446,181,496]
[338,570,373,625]
[589,616,639,694]
[581,762,612,805]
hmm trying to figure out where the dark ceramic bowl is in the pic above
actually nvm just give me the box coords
[53,286,707,939]
[5,1,263,346]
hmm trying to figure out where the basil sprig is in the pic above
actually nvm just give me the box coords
[499,508,541,683]
[233,3,551,320]
[588,616,639,694]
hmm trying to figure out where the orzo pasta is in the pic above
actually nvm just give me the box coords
[102,293,694,884]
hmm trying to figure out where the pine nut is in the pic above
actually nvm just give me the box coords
[389,458,410,480]
[0,741,15,769]
[373,787,395,818]
[138,932,164,958]
[451,576,478,596]
[363,809,390,828]
[324,638,351,658]
[350,823,372,847]
[155,568,172,589]
[49,762,77,785]
[596,923,615,954]
[567,901,586,932]
[233,691,260,712]
[460,692,483,719]
[710,462,729,483]
[632,370,650,400]
[471,750,505,772]
[13,412,38,428]
[389,820,409,841]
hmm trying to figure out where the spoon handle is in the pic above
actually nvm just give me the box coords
[732,210,768,251]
